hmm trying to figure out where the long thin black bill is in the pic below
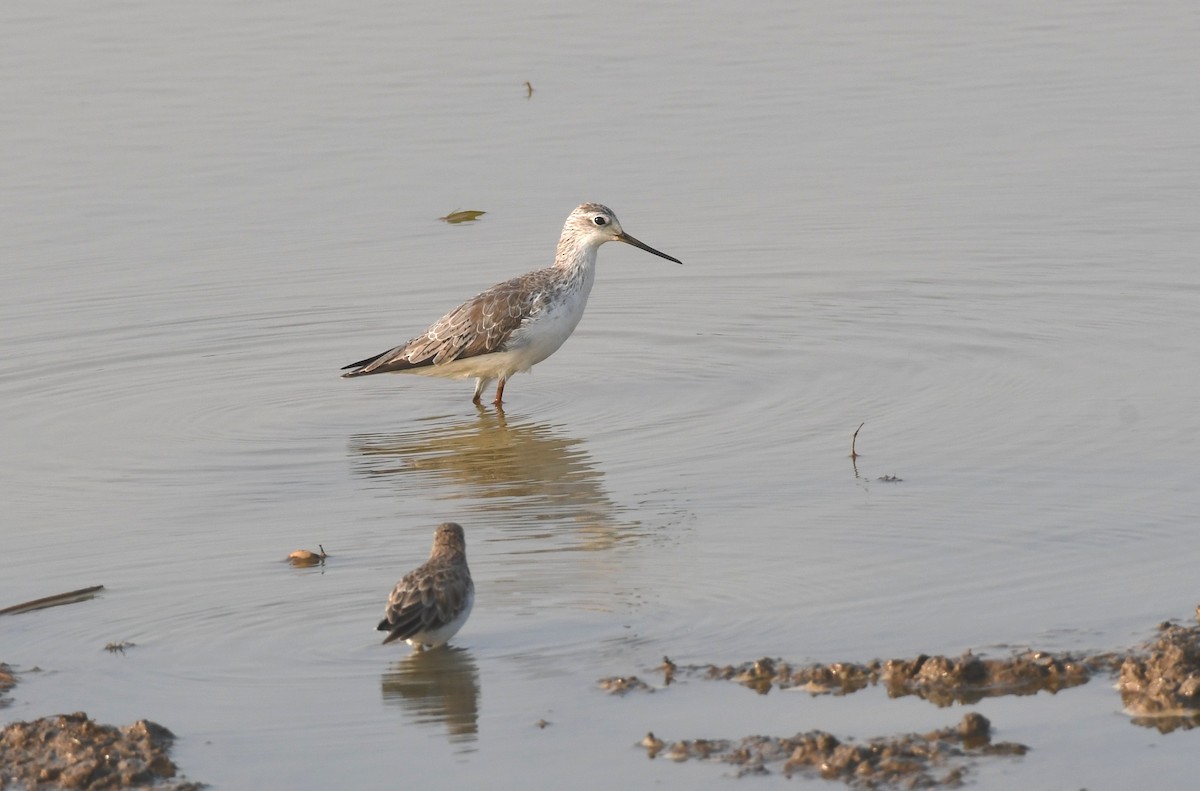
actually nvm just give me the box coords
[619,232,683,265]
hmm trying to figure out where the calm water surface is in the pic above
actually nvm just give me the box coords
[3,1,1199,788]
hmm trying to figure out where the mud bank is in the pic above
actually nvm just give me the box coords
[0,711,204,790]
[672,648,1117,705]
[1118,621,1200,732]
[605,616,1200,785]
[642,712,1025,785]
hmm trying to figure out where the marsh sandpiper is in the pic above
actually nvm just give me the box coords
[342,203,682,404]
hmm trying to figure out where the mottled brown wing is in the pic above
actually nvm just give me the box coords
[409,279,546,364]
[377,561,472,643]
[343,269,556,377]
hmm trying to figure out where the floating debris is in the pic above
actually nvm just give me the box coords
[0,712,204,790]
[640,731,664,757]
[0,585,105,616]
[288,545,328,567]
[104,641,136,655]
[536,719,551,729]
[438,210,486,224]
[645,713,1027,786]
[524,81,534,98]
[599,675,654,695]
[876,474,903,482]
[659,656,676,686]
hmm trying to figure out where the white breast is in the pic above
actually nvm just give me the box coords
[506,270,595,371]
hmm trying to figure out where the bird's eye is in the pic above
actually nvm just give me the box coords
[592,215,607,226]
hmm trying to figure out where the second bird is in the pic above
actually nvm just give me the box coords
[342,203,682,405]
[378,522,474,650]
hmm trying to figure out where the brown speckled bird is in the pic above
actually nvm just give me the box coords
[377,522,474,650]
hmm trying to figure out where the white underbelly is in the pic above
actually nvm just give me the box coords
[510,296,589,366]
[407,586,474,648]
[408,282,591,381]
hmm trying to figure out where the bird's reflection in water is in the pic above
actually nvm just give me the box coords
[381,646,480,749]
[349,408,638,551]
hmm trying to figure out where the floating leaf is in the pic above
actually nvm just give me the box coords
[439,210,486,224]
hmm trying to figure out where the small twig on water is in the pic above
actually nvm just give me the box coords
[0,585,105,616]
[850,422,864,460]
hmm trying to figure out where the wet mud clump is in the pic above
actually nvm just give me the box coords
[1118,621,1200,732]
[682,649,1107,704]
[643,713,1026,785]
[598,675,654,695]
[723,657,878,696]
[0,662,15,710]
[0,712,204,790]
[881,650,1101,706]
[0,663,15,708]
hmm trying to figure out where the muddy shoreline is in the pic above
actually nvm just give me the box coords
[602,615,1200,785]
[4,616,1198,788]
[0,670,204,791]
[0,712,204,791]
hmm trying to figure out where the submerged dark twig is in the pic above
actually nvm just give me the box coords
[0,585,104,616]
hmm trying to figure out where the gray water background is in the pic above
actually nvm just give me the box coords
[2,1,1199,788]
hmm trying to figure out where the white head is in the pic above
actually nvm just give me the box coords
[557,203,682,265]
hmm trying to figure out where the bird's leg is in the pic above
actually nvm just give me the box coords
[493,376,506,405]
[472,378,485,404]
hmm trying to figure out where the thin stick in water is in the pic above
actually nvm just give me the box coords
[0,585,105,616]
[850,422,864,460]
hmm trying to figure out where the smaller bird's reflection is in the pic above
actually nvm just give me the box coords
[349,407,637,550]
[381,646,480,748]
